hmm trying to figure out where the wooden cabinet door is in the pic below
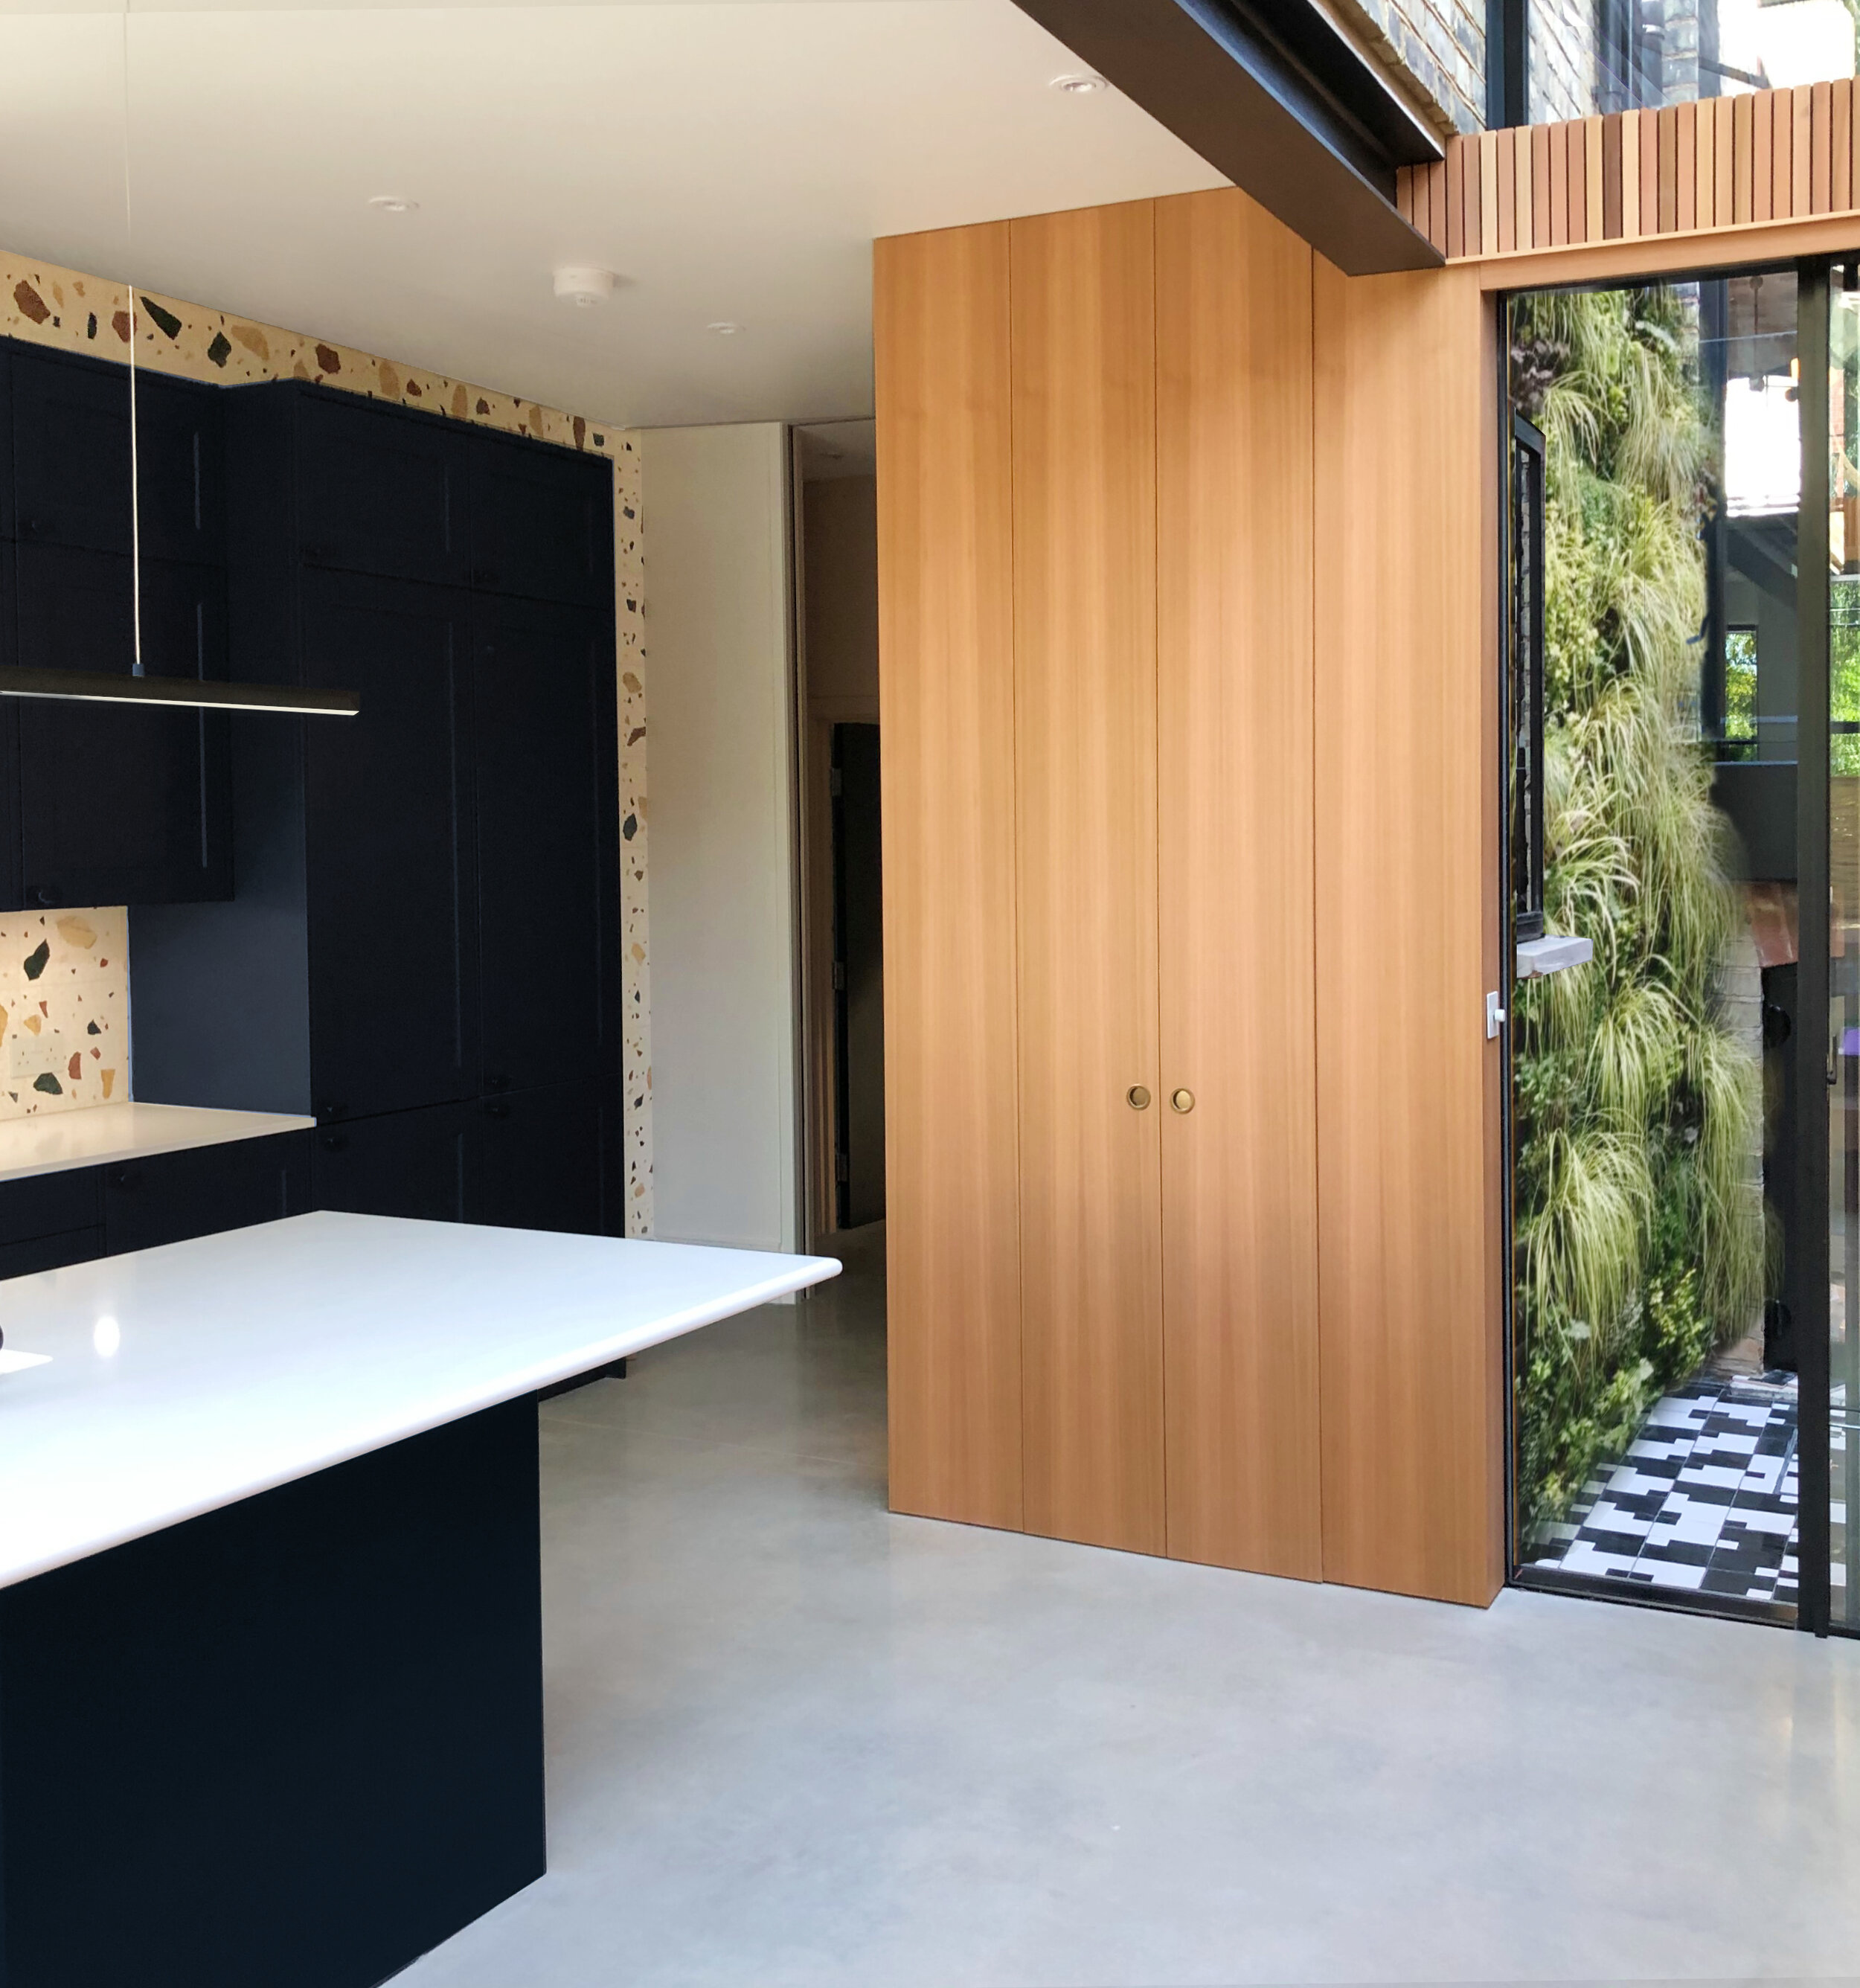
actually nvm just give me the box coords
[472,594,611,1096]
[1155,190,1322,1580]
[295,391,470,587]
[876,220,1024,1533]
[469,438,612,606]
[301,568,478,1119]
[1011,202,1166,1556]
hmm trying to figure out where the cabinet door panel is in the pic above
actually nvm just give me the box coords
[0,1228,103,1279]
[0,1167,100,1244]
[16,547,231,906]
[470,441,612,606]
[1155,190,1321,1580]
[11,351,132,555]
[874,222,1024,1532]
[1011,201,1165,1556]
[303,570,478,1118]
[473,596,608,1092]
[296,394,469,587]
[471,1084,602,1235]
[312,1103,473,1222]
[103,1134,310,1254]
[135,373,226,566]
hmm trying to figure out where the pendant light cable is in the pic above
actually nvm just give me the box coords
[121,7,143,677]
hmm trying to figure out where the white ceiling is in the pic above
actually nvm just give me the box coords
[0,1,1226,428]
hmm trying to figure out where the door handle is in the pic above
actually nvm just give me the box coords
[1170,1088,1194,1114]
[1126,1085,1151,1110]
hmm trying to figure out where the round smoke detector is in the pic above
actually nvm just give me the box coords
[554,266,616,308]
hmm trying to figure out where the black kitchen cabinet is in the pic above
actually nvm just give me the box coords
[302,569,478,1120]
[0,1134,308,1283]
[0,1165,99,1244]
[0,1228,103,1279]
[14,546,231,907]
[0,342,232,909]
[473,594,612,1095]
[312,1103,474,1224]
[101,1133,310,1254]
[472,1085,603,1235]
[296,393,470,588]
[131,381,623,1235]
[469,436,612,607]
[11,350,132,557]
[135,374,226,567]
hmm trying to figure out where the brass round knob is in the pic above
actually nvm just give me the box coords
[1126,1085,1151,1110]
[1170,1088,1195,1113]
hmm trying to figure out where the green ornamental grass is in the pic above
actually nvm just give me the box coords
[1511,284,1766,1529]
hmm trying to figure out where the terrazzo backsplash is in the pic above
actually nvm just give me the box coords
[0,254,652,1225]
[0,908,126,1119]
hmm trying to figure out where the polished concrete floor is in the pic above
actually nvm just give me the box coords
[405,1225,1860,1987]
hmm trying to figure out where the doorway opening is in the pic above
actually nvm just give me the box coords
[793,420,885,1251]
[1504,270,1806,1623]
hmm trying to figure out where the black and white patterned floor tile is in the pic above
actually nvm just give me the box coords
[1527,1366,1799,1608]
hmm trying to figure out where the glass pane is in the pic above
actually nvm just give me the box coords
[1829,267,1860,1629]
[1510,277,1798,1618]
[1531,0,1858,127]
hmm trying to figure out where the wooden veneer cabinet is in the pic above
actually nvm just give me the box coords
[875,188,1504,1605]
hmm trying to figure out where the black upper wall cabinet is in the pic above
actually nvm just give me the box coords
[12,350,133,557]
[9,350,222,567]
[0,341,234,910]
[131,380,624,1238]
[469,436,612,607]
[296,392,471,587]
[14,546,231,906]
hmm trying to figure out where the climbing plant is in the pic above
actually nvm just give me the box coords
[1510,283,1766,1529]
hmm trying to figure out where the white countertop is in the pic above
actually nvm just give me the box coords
[0,1211,839,1588]
[0,1101,316,1183]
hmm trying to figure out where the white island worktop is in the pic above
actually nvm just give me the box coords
[0,1100,315,1184]
[0,1211,838,1588]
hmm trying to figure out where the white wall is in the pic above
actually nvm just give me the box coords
[639,423,800,1251]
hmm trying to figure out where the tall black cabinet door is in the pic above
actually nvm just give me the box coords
[15,545,231,905]
[296,394,470,588]
[473,596,612,1094]
[10,350,132,555]
[471,1083,602,1234]
[303,569,478,1119]
[312,1103,474,1222]
[469,440,612,606]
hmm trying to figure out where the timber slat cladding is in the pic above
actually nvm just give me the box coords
[1399,82,1860,260]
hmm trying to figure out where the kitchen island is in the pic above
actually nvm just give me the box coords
[0,1211,838,1988]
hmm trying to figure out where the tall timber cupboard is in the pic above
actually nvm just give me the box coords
[875,187,1505,1606]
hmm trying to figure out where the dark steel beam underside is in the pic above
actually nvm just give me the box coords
[1010,0,1446,275]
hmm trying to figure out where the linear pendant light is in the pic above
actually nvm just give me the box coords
[0,670,359,718]
[3,30,359,722]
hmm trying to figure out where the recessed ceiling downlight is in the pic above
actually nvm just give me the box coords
[1050,71,1107,94]
[707,321,742,336]
[368,194,419,214]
